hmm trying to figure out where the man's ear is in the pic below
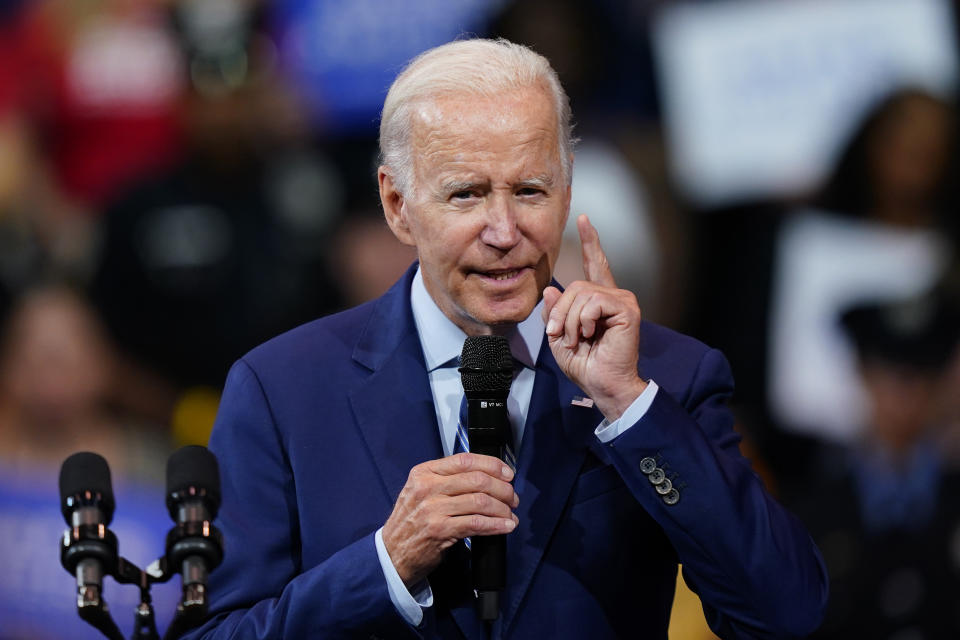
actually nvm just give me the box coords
[379,167,416,246]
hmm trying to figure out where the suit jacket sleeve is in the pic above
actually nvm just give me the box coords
[181,360,422,640]
[607,347,828,639]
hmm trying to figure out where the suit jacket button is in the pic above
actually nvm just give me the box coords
[655,478,673,495]
[648,467,666,484]
[663,488,680,505]
[640,457,657,474]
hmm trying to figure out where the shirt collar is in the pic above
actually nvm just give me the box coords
[410,266,544,372]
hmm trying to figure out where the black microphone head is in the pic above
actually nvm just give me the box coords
[59,451,115,524]
[459,335,513,394]
[166,445,222,520]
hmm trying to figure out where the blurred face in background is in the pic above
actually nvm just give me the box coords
[0,289,111,428]
[182,36,308,167]
[381,86,571,335]
[859,359,943,454]
[868,94,954,217]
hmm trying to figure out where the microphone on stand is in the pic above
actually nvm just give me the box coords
[459,335,514,622]
[59,451,125,640]
[164,445,223,633]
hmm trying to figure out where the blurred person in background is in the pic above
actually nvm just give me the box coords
[27,0,186,210]
[792,289,960,639]
[89,0,345,440]
[770,90,957,442]
[0,1,100,315]
[813,89,957,232]
[0,284,177,639]
[0,285,168,478]
[0,110,94,306]
[721,87,959,492]
[0,0,188,303]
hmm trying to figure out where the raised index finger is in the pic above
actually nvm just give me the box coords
[429,452,515,481]
[577,214,616,287]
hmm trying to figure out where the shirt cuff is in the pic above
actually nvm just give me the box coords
[374,527,434,626]
[594,380,659,443]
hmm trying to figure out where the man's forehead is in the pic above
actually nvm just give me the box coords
[410,88,556,135]
[408,90,560,176]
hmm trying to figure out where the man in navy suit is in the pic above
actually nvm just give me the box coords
[186,39,827,639]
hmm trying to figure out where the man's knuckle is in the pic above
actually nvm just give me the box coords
[409,477,433,500]
[420,495,439,513]
[470,471,489,490]
[424,515,445,539]
[472,492,489,510]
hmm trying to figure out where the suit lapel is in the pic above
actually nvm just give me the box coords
[347,265,486,640]
[348,335,443,504]
[348,266,443,503]
[499,344,601,633]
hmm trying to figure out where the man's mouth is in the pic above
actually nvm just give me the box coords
[475,268,527,282]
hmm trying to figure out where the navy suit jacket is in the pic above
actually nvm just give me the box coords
[186,265,827,639]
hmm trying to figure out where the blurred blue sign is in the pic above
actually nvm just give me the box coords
[270,0,505,134]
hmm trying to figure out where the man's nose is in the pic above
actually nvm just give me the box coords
[479,194,521,249]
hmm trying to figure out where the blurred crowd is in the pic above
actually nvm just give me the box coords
[1,0,960,638]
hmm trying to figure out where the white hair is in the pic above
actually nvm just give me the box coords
[379,38,575,196]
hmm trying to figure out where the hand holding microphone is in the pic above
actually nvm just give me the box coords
[381,336,519,603]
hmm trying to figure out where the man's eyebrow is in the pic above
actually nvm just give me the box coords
[517,175,555,189]
[439,179,486,194]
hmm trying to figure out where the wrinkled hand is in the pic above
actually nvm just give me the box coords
[542,214,647,421]
[382,453,519,587]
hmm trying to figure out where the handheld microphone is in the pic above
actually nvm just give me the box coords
[459,335,514,621]
[165,445,223,624]
[59,452,124,640]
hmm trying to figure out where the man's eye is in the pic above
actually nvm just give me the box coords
[517,187,544,197]
[451,191,477,200]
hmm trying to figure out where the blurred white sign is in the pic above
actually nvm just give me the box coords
[768,212,950,442]
[652,0,958,207]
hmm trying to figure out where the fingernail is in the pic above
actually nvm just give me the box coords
[512,492,520,507]
[504,518,517,530]
[502,465,514,480]
[546,318,558,334]
[512,513,519,524]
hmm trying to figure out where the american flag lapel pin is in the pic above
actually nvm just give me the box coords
[570,396,594,408]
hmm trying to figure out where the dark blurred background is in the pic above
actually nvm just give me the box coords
[2,0,959,638]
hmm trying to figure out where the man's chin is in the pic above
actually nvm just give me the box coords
[467,298,538,330]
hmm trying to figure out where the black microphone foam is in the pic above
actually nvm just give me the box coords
[59,452,115,524]
[166,445,221,519]
[459,335,513,393]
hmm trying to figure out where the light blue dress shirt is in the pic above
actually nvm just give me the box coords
[374,268,659,626]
